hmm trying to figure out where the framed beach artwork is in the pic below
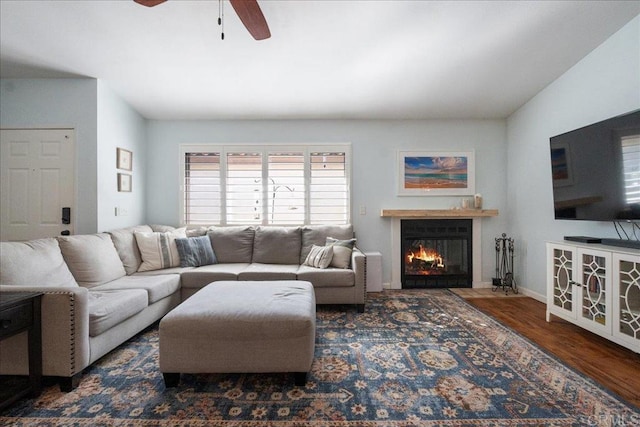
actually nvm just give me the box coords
[550,141,573,187]
[397,151,475,196]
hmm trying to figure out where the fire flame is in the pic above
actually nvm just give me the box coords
[407,245,444,268]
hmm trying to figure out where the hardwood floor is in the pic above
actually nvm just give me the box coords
[455,291,640,408]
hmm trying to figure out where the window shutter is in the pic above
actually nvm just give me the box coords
[182,145,351,226]
[184,152,221,224]
[622,135,640,204]
[310,152,349,224]
[267,152,305,224]
[226,152,263,225]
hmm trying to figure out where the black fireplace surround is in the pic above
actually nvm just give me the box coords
[401,219,472,289]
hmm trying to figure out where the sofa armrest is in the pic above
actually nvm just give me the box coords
[351,249,366,306]
[0,285,90,378]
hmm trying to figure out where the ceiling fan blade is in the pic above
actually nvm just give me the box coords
[229,0,271,40]
[134,0,167,7]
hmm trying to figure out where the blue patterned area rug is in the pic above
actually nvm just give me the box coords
[2,290,638,426]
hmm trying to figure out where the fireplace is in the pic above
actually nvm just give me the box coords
[401,219,472,288]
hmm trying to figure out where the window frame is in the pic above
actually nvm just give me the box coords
[179,143,351,226]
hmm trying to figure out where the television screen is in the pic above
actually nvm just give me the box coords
[550,109,640,221]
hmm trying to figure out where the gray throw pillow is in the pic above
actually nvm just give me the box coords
[175,236,217,267]
[326,237,357,269]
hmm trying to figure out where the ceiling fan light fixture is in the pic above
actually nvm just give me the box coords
[134,0,269,41]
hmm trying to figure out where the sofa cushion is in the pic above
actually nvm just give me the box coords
[207,226,254,263]
[326,237,357,269]
[180,263,250,289]
[91,274,180,304]
[0,238,78,288]
[88,289,148,336]
[149,224,176,233]
[296,265,355,288]
[175,236,217,267]
[58,234,126,288]
[108,225,153,275]
[303,244,334,269]
[238,263,299,281]
[300,224,353,264]
[135,228,187,272]
[252,226,301,265]
[134,266,195,276]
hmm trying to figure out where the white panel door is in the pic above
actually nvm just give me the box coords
[1,129,75,241]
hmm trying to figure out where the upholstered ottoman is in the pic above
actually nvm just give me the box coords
[159,280,316,387]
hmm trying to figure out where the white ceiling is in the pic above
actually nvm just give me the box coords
[1,1,639,120]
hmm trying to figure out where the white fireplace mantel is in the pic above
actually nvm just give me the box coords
[381,209,499,289]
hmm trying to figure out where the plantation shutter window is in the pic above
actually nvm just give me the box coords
[226,152,263,225]
[267,152,305,224]
[184,152,221,225]
[180,144,351,225]
[310,152,349,224]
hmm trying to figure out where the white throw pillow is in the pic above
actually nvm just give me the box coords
[303,244,334,269]
[326,237,357,269]
[135,228,187,272]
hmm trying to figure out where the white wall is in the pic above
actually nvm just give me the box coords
[506,16,640,297]
[96,81,147,231]
[0,78,148,234]
[0,78,99,234]
[146,119,509,284]
[7,15,635,291]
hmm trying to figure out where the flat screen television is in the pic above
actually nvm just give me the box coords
[549,109,640,222]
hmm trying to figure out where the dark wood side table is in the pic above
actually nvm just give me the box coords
[0,292,43,411]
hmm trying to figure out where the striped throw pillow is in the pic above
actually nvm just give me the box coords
[303,244,334,269]
[135,228,186,272]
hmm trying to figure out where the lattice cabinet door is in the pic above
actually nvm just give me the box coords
[576,249,612,334]
[546,243,577,322]
[613,253,640,352]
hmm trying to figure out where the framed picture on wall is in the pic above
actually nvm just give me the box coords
[117,147,133,171]
[397,151,475,196]
[117,173,132,192]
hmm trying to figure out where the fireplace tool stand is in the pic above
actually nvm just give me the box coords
[493,233,518,295]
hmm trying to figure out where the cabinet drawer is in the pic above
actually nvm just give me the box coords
[0,302,33,338]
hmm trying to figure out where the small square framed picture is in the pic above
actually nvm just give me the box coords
[116,147,133,171]
[117,173,132,192]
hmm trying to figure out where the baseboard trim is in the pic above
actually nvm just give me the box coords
[517,287,545,303]
[472,281,493,289]
[381,281,546,303]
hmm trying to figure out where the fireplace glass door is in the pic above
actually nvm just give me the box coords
[401,219,472,288]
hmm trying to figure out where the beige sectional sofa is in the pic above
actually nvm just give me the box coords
[178,225,365,306]
[0,224,365,391]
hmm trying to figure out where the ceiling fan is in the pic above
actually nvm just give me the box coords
[134,0,271,40]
